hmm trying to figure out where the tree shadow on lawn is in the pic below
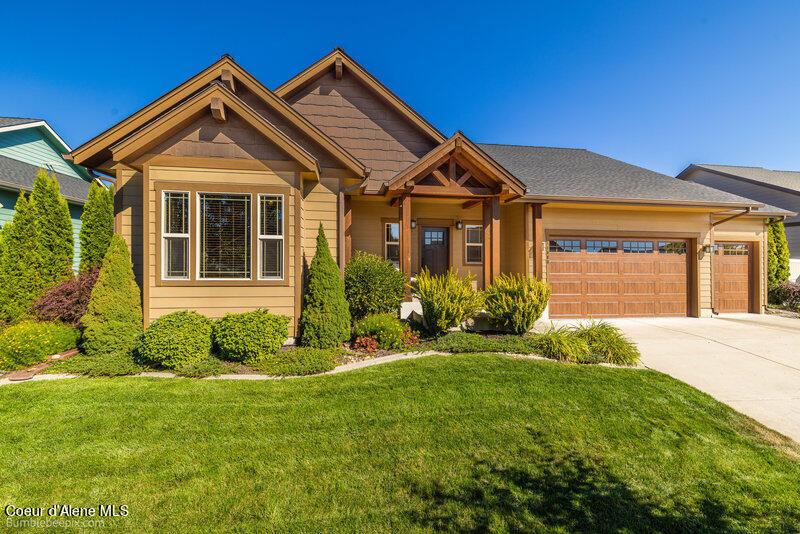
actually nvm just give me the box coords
[404,434,798,533]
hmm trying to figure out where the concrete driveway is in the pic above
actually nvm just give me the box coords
[607,314,800,442]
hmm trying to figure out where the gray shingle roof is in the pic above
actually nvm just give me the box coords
[478,144,764,207]
[0,155,90,204]
[686,164,800,193]
[0,117,42,128]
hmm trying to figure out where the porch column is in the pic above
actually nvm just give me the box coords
[532,203,543,279]
[482,196,500,287]
[400,194,412,279]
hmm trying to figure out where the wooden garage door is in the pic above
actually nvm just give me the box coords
[548,238,689,318]
[714,242,751,313]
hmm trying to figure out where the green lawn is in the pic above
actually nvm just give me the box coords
[1,354,799,532]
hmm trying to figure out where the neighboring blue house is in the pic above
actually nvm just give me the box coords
[0,117,95,270]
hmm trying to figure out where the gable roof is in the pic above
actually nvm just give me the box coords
[677,164,800,195]
[0,154,90,204]
[0,117,73,153]
[0,117,41,128]
[70,56,365,176]
[479,144,766,208]
[110,82,321,175]
[275,48,446,145]
[384,132,526,197]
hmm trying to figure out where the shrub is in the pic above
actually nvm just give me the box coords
[484,274,551,334]
[528,326,591,362]
[175,356,228,378]
[79,182,115,272]
[30,169,73,286]
[0,193,45,322]
[252,348,337,376]
[299,224,351,348]
[767,219,790,292]
[138,311,213,369]
[771,281,800,311]
[0,321,79,370]
[353,336,379,353]
[44,352,144,377]
[572,320,641,366]
[32,268,99,326]
[81,235,143,357]
[414,268,483,335]
[344,252,407,320]
[214,309,290,363]
[353,313,410,350]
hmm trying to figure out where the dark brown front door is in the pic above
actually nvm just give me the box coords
[421,227,449,275]
[714,242,751,313]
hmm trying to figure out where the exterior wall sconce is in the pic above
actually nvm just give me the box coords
[410,219,417,229]
[455,220,464,230]
[702,244,715,253]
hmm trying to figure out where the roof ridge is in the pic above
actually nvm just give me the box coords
[478,142,587,151]
[0,116,42,121]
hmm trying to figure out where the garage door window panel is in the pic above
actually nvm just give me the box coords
[549,240,580,253]
[623,241,654,254]
[587,240,618,253]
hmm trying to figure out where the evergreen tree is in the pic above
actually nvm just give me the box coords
[79,182,114,272]
[299,224,351,348]
[30,169,73,285]
[768,219,790,290]
[0,193,45,322]
[81,235,143,356]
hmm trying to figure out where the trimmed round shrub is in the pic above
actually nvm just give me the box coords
[572,320,640,366]
[353,313,409,350]
[214,309,290,363]
[299,224,350,348]
[138,311,213,369]
[253,347,337,376]
[0,321,79,370]
[33,268,100,326]
[345,252,407,320]
[414,268,483,335]
[484,274,551,334]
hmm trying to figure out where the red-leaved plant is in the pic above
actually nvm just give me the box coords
[353,335,379,353]
[33,268,100,326]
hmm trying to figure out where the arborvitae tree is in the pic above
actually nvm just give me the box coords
[768,219,790,290]
[79,182,114,272]
[299,224,351,348]
[30,169,73,285]
[81,235,143,356]
[0,193,45,322]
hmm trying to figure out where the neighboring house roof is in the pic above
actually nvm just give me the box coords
[0,154,91,204]
[0,116,74,155]
[677,164,800,194]
[0,117,42,128]
[479,144,765,208]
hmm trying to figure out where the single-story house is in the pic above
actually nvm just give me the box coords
[678,164,800,282]
[0,117,95,270]
[67,49,792,336]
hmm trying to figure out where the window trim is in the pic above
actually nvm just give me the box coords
[463,224,483,265]
[154,181,291,288]
[257,193,285,281]
[161,190,190,280]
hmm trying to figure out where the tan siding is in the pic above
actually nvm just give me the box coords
[500,203,526,275]
[145,164,301,335]
[286,70,437,190]
[302,177,339,264]
[114,168,144,287]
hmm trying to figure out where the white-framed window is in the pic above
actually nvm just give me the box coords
[162,191,190,280]
[384,222,400,268]
[197,192,251,280]
[464,224,483,264]
[258,194,284,279]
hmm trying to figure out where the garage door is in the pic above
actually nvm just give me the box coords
[548,238,689,318]
[714,242,751,313]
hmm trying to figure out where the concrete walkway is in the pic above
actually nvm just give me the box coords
[601,314,800,442]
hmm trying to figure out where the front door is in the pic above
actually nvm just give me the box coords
[421,227,449,276]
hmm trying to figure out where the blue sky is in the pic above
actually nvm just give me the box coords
[3,1,799,175]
